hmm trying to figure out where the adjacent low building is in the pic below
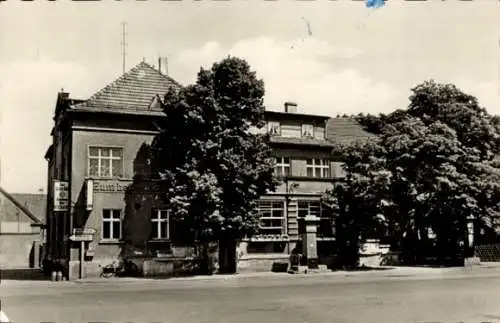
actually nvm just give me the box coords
[44,61,372,279]
[0,187,45,269]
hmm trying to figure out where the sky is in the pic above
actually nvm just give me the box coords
[0,0,499,194]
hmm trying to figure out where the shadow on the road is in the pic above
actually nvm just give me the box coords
[0,268,49,281]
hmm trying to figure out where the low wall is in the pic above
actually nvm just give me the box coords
[359,240,391,267]
[0,234,40,269]
[238,254,289,273]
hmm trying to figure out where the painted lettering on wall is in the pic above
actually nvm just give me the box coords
[93,181,129,193]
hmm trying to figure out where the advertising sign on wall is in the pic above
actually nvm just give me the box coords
[53,180,69,212]
[86,179,93,211]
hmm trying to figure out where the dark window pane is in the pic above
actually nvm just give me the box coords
[102,222,111,239]
[160,221,168,239]
[112,148,123,158]
[100,159,110,177]
[89,159,99,177]
[272,210,283,218]
[89,147,99,157]
[111,160,122,177]
[112,222,121,239]
[113,210,121,219]
[102,210,111,219]
[306,168,313,177]
[306,159,313,165]
[101,148,110,157]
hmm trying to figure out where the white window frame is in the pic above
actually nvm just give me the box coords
[298,200,334,237]
[256,200,286,235]
[268,121,281,136]
[301,123,314,138]
[306,159,330,178]
[88,146,124,178]
[151,209,170,240]
[274,157,290,177]
[101,209,122,241]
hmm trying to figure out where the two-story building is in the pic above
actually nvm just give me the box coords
[44,61,372,279]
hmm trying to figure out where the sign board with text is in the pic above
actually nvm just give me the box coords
[53,181,69,212]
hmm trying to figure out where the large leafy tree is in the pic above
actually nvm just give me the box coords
[325,80,500,267]
[150,57,278,273]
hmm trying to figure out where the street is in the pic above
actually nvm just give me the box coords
[3,268,500,323]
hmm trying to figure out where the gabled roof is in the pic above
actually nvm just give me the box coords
[11,193,47,224]
[72,61,180,114]
[326,117,376,145]
[0,186,44,225]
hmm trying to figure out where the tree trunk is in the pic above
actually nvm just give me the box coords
[218,236,237,274]
[199,242,218,275]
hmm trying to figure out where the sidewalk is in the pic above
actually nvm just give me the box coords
[2,265,500,287]
[72,265,496,284]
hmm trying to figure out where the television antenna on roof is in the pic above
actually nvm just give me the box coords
[121,22,128,74]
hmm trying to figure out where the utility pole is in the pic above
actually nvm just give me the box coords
[121,22,127,74]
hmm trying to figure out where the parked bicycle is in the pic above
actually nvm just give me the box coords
[99,260,123,278]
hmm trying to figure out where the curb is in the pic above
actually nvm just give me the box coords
[4,266,500,286]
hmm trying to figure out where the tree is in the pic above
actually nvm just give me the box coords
[327,80,500,267]
[150,56,278,274]
[322,140,391,269]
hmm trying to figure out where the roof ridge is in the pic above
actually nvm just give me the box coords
[0,186,43,225]
[72,60,180,110]
[138,60,182,86]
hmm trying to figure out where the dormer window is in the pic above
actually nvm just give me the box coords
[268,121,281,136]
[302,124,314,138]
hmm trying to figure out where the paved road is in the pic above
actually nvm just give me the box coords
[3,269,500,323]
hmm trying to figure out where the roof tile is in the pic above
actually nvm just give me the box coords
[73,61,180,112]
[326,117,375,145]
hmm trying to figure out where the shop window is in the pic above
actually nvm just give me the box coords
[256,200,286,235]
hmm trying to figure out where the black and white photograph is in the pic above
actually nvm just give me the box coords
[1,0,500,322]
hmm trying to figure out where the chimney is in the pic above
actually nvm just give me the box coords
[158,57,162,73]
[284,102,298,113]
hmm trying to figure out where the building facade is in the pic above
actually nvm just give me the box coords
[44,61,372,279]
[0,187,45,268]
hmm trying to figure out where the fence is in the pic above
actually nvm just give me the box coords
[474,244,500,262]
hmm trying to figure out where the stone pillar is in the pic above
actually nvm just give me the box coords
[302,215,320,269]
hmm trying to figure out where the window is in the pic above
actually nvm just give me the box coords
[256,200,286,235]
[297,201,334,237]
[88,147,123,178]
[151,210,169,240]
[306,159,330,178]
[102,209,122,241]
[274,157,290,177]
[314,126,325,140]
[268,121,281,136]
[302,124,314,138]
